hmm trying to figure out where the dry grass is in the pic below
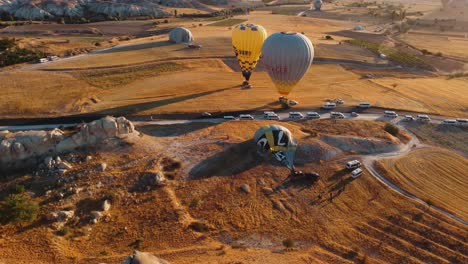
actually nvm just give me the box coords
[72,62,187,89]
[399,33,468,60]
[207,18,247,27]
[370,77,468,117]
[0,71,98,117]
[407,123,468,154]
[377,147,468,219]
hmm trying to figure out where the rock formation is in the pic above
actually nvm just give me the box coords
[0,116,136,171]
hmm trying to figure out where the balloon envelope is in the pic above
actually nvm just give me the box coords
[254,124,297,169]
[314,0,323,10]
[261,32,314,95]
[232,23,267,81]
[169,27,193,44]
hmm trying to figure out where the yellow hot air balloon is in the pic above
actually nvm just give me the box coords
[232,23,267,88]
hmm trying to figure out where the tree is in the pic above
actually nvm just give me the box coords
[0,194,39,225]
[57,17,65,24]
[174,9,177,17]
[0,37,16,52]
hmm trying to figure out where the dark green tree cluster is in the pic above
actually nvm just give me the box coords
[0,37,44,67]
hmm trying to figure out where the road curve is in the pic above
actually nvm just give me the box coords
[362,126,467,226]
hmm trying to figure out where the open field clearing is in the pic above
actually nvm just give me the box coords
[377,147,468,220]
[1,120,467,263]
[40,12,370,70]
[370,77,468,117]
[399,33,468,60]
[2,60,467,118]
[0,71,98,116]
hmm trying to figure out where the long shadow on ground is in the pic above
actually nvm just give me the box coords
[93,85,239,116]
[189,140,262,179]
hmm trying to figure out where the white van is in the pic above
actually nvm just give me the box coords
[442,119,456,125]
[351,168,363,178]
[330,112,345,119]
[456,118,468,126]
[357,102,371,108]
[384,111,398,118]
[39,58,48,63]
[264,111,275,119]
[346,160,361,170]
[306,112,320,119]
[239,114,254,120]
[322,102,337,109]
[223,116,237,120]
[266,113,280,120]
[289,112,304,119]
[417,114,430,122]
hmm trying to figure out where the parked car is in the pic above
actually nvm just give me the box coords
[239,114,254,120]
[322,102,337,109]
[336,99,345,104]
[357,102,371,108]
[223,115,237,120]
[201,112,212,117]
[264,111,275,119]
[351,168,363,178]
[39,58,48,63]
[289,100,298,106]
[456,118,468,126]
[403,115,414,121]
[351,112,359,117]
[289,112,304,119]
[442,119,457,125]
[417,114,431,122]
[266,113,280,120]
[306,112,320,119]
[330,112,345,119]
[384,111,398,118]
[346,160,361,170]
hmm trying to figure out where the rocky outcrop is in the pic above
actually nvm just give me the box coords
[0,0,170,20]
[0,116,136,171]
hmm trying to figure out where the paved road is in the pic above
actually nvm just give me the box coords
[0,110,454,131]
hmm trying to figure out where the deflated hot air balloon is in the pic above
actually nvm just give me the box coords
[261,32,314,97]
[169,27,193,44]
[232,23,267,88]
[254,125,297,170]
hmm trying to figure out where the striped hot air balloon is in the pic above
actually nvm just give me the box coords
[232,23,267,88]
[254,124,297,170]
[261,32,314,96]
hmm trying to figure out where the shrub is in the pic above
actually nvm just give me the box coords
[282,238,295,248]
[57,226,70,236]
[189,221,209,232]
[384,123,399,136]
[0,194,39,225]
[189,198,201,208]
[13,184,25,194]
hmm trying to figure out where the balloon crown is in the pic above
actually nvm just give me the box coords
[280,32,298,35]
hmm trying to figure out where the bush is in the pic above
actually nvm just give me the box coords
[189,198,201,208]
[0,194,39,225]
[13,184,25,194]
[189,221,209,232]
[57,226,70,236]
[384,123,399,136]
[282,238,295,248]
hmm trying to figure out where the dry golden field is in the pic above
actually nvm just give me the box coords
[377,147,468,220]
